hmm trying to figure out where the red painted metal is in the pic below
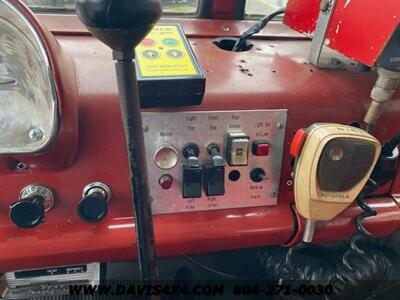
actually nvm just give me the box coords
[0,10,399,272]
[37,15,306,39]
[284,0,400,67]
[211,0,237,20]
[392,171,400,202]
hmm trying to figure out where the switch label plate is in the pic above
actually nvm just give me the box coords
[143,110,288,214]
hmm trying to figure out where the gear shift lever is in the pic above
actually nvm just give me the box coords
[76,0,161,284]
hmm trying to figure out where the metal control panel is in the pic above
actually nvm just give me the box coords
[143,110,287,214]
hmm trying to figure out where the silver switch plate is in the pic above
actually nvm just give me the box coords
[142,110,288,214]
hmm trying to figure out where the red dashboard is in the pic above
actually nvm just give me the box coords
[0,12,399,273]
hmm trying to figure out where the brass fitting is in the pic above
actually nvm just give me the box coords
[364,68,400,126]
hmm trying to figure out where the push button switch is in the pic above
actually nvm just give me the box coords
[226,132,250,166]
[252,141,270,156]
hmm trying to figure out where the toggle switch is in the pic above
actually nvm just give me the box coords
[226,132,250,166]
[182,143,202,198]
[204,143,226,196]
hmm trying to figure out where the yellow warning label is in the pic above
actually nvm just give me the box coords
[136,24,200,78]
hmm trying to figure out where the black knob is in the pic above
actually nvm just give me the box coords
[76,0,162,52]
[78,195,108,223]
[10,196,45,229]
[250,168,267,183]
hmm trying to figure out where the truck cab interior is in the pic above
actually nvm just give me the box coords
[0,0,400,299]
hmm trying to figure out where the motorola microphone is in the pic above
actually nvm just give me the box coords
[290,124,381,243]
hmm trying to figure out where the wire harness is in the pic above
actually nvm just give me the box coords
[233,8,286,52]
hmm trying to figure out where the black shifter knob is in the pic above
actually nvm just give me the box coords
[10,196,45,229]
[76,0,162,52]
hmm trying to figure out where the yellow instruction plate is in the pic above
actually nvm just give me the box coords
[135,24,202,78]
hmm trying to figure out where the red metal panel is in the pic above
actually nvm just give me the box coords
[211,0,236,20]
[37,15,306,39]
[0,14,399,272]
[284,0,320,34]
[284,0,400,66]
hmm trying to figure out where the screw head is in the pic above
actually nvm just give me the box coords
[270,190,279,198]
[16,162,28,171]
[29,128,44,142]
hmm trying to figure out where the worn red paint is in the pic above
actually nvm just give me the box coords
[284,0,400,67]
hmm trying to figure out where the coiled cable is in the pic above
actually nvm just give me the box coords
[332,179,379,294]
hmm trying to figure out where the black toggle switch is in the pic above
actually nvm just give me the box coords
[204,143,226,196]
[10,195,45,229]
[182,143,202,198]
[78,183,111,223]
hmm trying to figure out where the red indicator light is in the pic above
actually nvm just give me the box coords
[159,175,173,190]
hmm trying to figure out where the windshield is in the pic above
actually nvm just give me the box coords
[22,0,199,14]
[246,0,288,17]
